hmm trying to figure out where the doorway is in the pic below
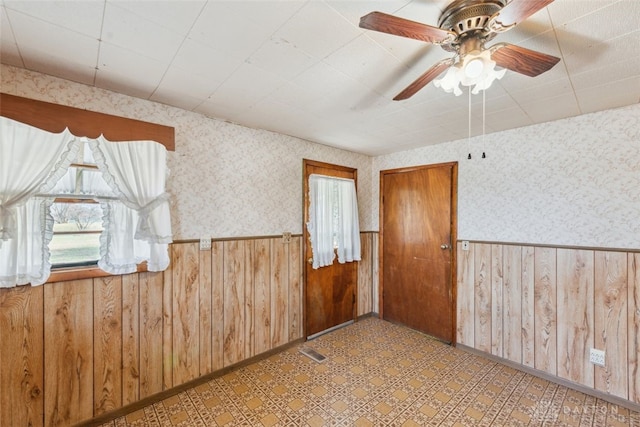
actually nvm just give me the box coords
[303,159,358,339]
[380,162,457,343]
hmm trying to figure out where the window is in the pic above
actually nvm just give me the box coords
[1,116,172,288]
[49,202,102,267]
[46,140,113,269]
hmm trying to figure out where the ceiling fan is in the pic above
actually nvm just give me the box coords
[359,0,561,100]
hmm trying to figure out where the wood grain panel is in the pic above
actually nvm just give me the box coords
[172,242,200,384]
[557,249,594,387]
[491,244,503,357]
[358,233,373,316]
[594,251,628,399]
[289,236,303,341]
[254,239,272,355]
[534,247,557,375]
[211,241,225,371]
[94,276,123,415]
[199,247,213,375]
[44,279,94,426]
[122,274,140,405]
[139,272,163,399]
[162,262,173,390]
[503,245,522,364]
[271,239,289,348]
[456,241,474,346]
[456,242,640,406]
[474,243,492,353]
[223,240,245,366]
[371,233,379,314]
[244,241,255,359]
[6,238,640,423]
[521,246,535,368]
[629,253,640,403]
[0,286,44,427]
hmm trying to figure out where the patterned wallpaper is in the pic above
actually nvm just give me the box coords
[0,64,373,239]
[2,64,638,249]
[374,103,640,249]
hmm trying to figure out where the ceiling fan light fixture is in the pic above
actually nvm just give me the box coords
[434,49,506,96]
[470,63,506,94]
[433,65,464,96]
[463,57,485,79]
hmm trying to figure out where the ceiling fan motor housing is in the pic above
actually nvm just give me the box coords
[438,0,507,51]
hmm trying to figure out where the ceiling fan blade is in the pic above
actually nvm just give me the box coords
[394,58,455,101]
[493,0,555,28]
[360,12,456,44]
[491,43,560,77]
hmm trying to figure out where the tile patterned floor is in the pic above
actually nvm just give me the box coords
[101,318,640,426]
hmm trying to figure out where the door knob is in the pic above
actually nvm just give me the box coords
[308,257,314,264]
[440,244,449,249]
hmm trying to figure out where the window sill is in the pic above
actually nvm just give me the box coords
[47,262,149,283]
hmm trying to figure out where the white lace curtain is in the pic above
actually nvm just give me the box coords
[306,174,361,269]
[0,117,172,288]
[0,116,78,287]
[90,136,172,274]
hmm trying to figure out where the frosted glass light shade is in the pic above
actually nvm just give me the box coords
[434,49,506,96]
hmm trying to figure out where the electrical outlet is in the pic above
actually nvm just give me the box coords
[462,240,470,251]
[282,232,292,243]
[199,237,211,251]
[589,348,605,367]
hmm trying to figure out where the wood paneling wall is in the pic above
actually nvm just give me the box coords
[0,233,376,426]
[457,241,640,405]
[357,232,376,317]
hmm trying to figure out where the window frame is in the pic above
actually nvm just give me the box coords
[47,262,148,283]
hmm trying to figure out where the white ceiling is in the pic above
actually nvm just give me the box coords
[1,0,639,155]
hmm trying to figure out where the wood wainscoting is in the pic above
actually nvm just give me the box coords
[457,241,640,406]
[0,233,377,426]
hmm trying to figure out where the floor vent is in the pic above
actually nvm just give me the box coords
[299,347,326,363]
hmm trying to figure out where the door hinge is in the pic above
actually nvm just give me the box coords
[353,293,356,305]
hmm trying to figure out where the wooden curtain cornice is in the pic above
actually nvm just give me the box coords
[0,93,175,151]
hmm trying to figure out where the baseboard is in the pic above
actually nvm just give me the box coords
[456,344,640,413]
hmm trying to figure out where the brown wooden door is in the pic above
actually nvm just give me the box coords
[303,159,358,338]
[380,163,457,343]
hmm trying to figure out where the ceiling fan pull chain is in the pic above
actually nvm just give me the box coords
[482,89,487,159]
[467,86,472,160]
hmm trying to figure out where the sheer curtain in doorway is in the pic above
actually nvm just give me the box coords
[306,174,360,269]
